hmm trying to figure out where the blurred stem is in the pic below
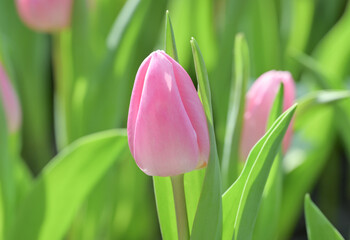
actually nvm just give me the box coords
[52,33,69,150]
[170,174,190,240]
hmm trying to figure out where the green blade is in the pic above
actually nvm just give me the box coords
[252,84,284,240]
[222,104,296,240]
[304,194,344,240]
[165,10,178,62]
[190,38,222,240]
[221,33,250,189]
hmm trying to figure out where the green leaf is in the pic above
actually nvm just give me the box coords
[68,149,157,240]
[252,85,284,240]
[295,90,350,129]
[293,52,332,89]
[165,10,178,62]
[153,177,178,240]
[221,33,250,190]
[222,104,297,240]
[81,0,142,135]
[9,130,129,240]
[82,0,167,135]
[190,38,222,240]
[210,0,251,154]
[313,2,350,89]
[71,0,91,79]
[248,0,281,75]
[184,169,205,233]
[152,11,178,240]
[304,194,344,240]
[267,85,284,129]
[105,0,142,57]
[282,0,315,76]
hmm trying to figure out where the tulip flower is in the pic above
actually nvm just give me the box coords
[240,70,295,160]
[16,0,72,32]
[0,63,22,133]
[127,50,210,177]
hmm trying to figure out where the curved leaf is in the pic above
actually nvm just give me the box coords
[305,194,344,240]
[222,105,296,240]
[9,130,128,240]
[190,38,222,240]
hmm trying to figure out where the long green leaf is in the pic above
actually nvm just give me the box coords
[190,38,222,240]
[153,177,178,240]
[295,90,350,128]
[248,0,281,75]
[222,104,296,240]
[221,33,249,190]
[313,1,350,89]
[210,0,251,154]
[184,169,205,233]
[283,0,315,76]
[165,10,178,62]
[304,194,344,240]
[233,105,295,240]
[252,85,284,240]
[81,0,142,135]
[9,130,128,240]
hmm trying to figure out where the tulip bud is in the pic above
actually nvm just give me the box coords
[0,63,22,133]
[127,50,210,177]
[240,70,295,160]
[16,0,72,32]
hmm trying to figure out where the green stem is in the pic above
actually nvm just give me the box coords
[170,174,190,240]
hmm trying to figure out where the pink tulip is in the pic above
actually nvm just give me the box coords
[240,70,295,160]
[0,63,22,133]
[127,50,210,177]
[16,0,72,32]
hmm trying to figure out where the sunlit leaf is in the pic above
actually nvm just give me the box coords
[222,105,296,240]
[304,194,344,240]
[221,33,249,190]
[9,130,128,240]
[190,38,222,240]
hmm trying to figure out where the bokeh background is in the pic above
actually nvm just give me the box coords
[1,0,350,239]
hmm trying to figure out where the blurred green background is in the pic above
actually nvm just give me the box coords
[0,0,350,239]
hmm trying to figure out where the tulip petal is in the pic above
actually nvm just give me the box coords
[0,65,22,132]
[241,71,295,159]
[16,0,71,32]
[161,51,209,167]
[127,55,152,156]
[133,51,199,176]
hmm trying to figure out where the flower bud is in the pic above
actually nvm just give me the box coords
[16,0,72,32]
[127,50,210,177]
[240,70,295,160]
[0,63,22,133]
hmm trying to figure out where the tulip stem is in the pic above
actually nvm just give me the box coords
[171,174,190,240]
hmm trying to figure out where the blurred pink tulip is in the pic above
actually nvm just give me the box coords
[240,70,295,160]
[0,63,22,133]
[127,50,210,177]
[16,0,72,32]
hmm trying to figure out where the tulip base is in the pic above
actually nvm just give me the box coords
[171,174,190,240]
